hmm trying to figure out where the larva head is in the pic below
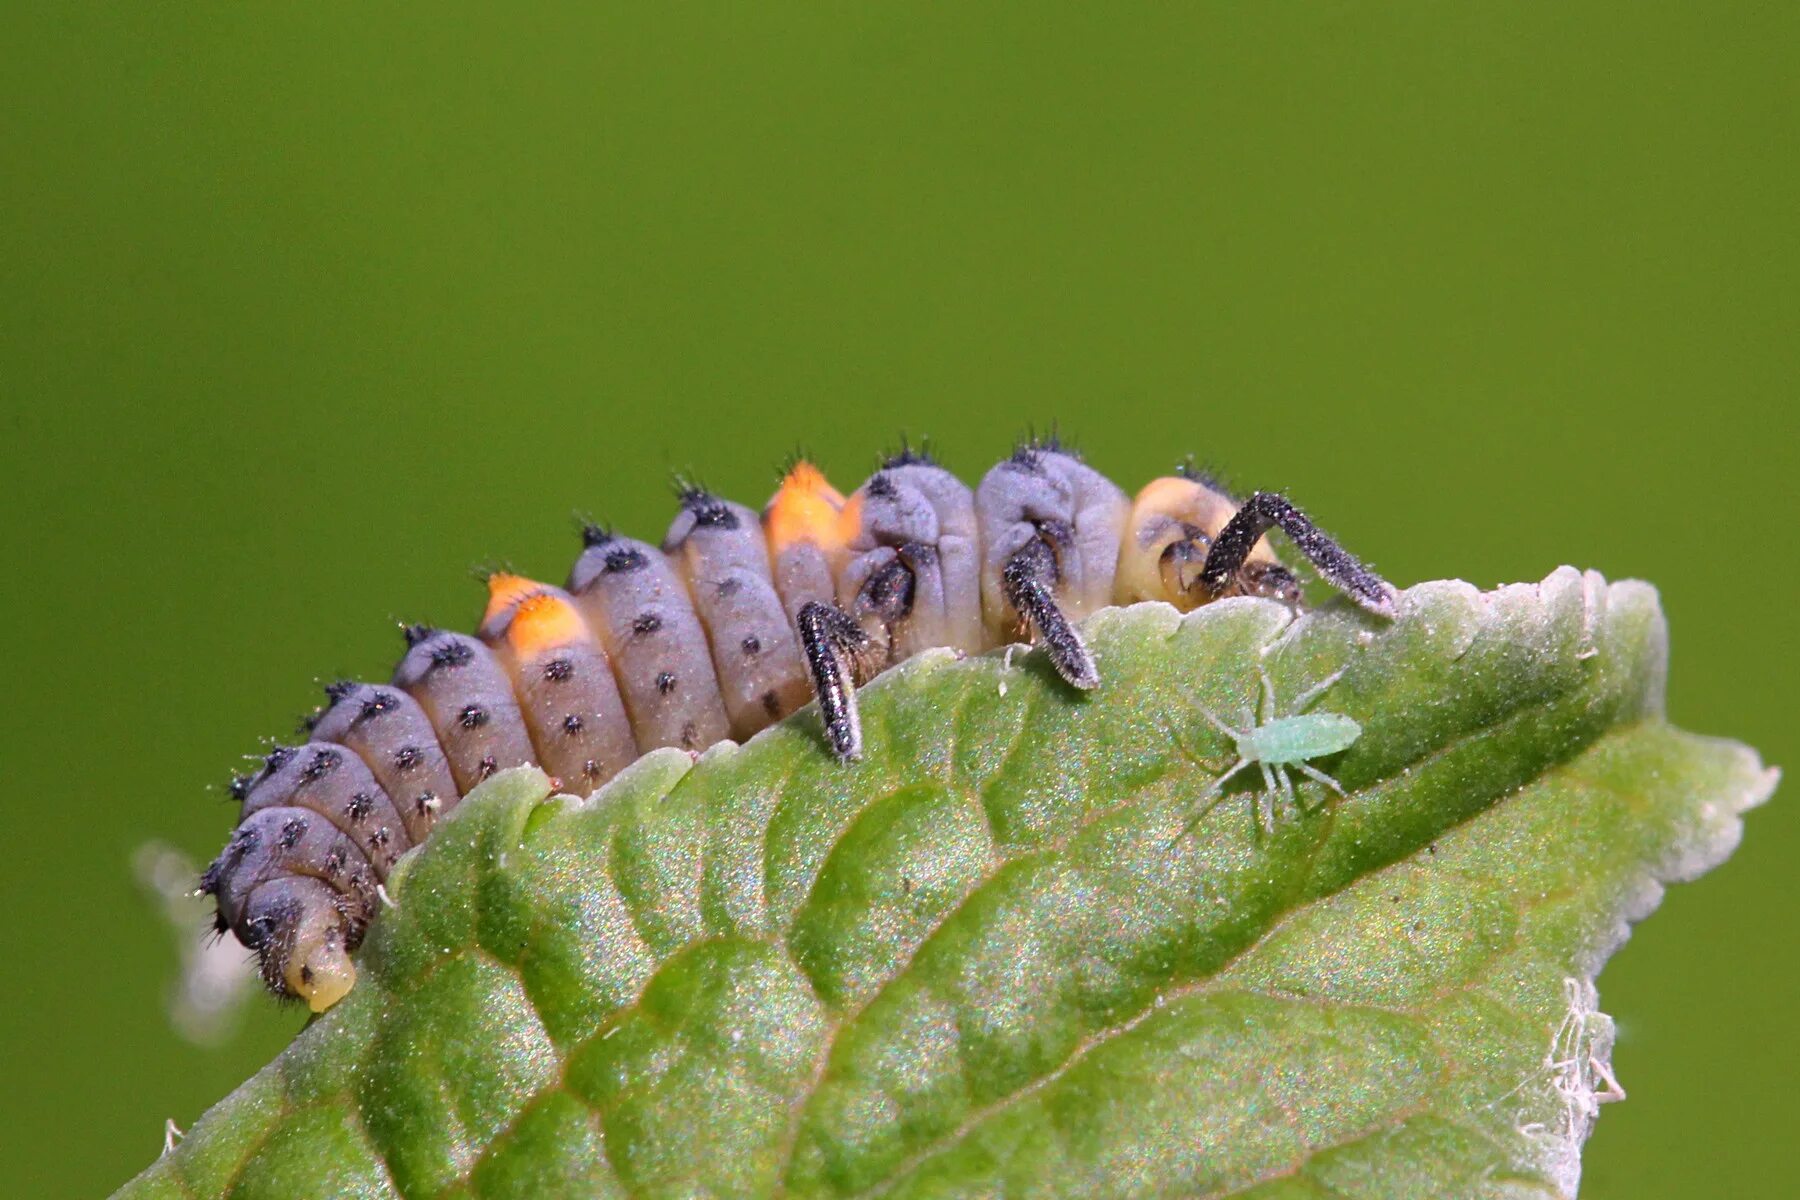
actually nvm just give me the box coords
[1119,476,1292,609]
[281,900,358,1013]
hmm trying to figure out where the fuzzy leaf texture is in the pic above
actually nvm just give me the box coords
[116,569,1774,1200]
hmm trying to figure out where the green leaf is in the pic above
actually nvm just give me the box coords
[115,569,1773,1200]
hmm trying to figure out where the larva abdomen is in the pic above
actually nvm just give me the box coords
[309,682,460,843]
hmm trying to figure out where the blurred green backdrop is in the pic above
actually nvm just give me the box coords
[3,5,1793,1197]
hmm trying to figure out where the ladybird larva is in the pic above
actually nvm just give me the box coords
[201,437,1397,1010]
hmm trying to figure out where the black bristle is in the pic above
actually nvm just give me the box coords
[1177,456,1239,500]
[882,433,937,469]
[774,445,815,481]
[402,623,436,648]
[580,521,615,548]
[1013,423,1075,464]
[671,472,711,507]
[323,679,357,705]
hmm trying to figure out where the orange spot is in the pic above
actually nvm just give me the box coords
[507,591,590,660]
[482,572,545,629]
[765,461,848,553]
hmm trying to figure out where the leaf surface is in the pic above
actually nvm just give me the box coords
[115,569,1773,1200]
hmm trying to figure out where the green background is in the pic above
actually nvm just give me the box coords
[3,5,1792,1197]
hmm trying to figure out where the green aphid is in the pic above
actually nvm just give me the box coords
[1187,664,1361,835]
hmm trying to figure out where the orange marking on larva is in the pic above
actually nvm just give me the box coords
[766,460,849,553]
[507,591,590,660]
[483,572,543,627]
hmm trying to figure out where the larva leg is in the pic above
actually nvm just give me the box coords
[1199,492,1398,618]
[796,600,874,761]
[1000,539,1099,690]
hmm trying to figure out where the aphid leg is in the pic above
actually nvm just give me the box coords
[1284,665,1350,717]
[1173,756,1250,844]
[1199,492,1398,618]
[1001,541,1099,690]
[1293,760,1349,800]
[1258,761,1280,833]
[796,601,874,761]
[1257,665,1278,724]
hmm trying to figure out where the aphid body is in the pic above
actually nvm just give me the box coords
[202,437,1398,1009]
[1191,666,1363,835]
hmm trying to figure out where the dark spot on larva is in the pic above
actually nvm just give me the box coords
[227,773,252,802]
[604,547,648,573]
[583,759,600,778]
[689,498,739,529]
[402,623,436,648]
[324,847,348,876]
[263,745,296,774]
[866,472,897,499]
[543,656,574,682]
[301,747,341,782]
[761,690,781,718]
[741,635,761,656]
[359,690,399,721]
[716,578,741,598]
[300,965,315,985]
[430,640,474,670]
[632,612,662,636]
[370,827,391,851]
[680,721,698,749]
[655,671,677,694]
[324,679,357,704]
[580,523,614,548]
[458,704,489,730]
[478,755,497,779]
[279,817,308,848]
[394,745,422,772]
[563,713,584,735]
[415,792,439,817]
[345,792,375,823]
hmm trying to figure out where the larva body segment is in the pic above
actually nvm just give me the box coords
[236,743,412,874]
[392,629,536,793]
[840,458,986,666]
[975,445,1132,641]
[566,532,732,753]
[764,462,850,637]
[1118,475,1244,607]
[203,438,1397,1010]
[662,492,812,737]
[309,683,460,843]
[479,579,639,792]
